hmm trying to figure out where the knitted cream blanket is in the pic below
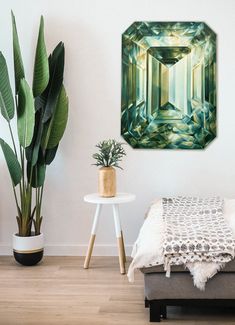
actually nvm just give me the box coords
[162,197,235,279]
[128,198,235,290]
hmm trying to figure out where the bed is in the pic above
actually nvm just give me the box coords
[128,198,235,322]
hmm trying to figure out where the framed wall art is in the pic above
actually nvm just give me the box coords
[121,22,216,149]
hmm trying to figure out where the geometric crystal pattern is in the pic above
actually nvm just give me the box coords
[121,22,216,149]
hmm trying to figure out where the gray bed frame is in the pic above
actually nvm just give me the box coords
[142,267,235,322]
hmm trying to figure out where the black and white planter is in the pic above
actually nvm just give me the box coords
[13,233,44,266]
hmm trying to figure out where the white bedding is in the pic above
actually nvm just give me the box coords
[127,198,235,290]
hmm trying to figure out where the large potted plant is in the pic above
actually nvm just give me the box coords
[92,140,126,197]
[0,12,68,265]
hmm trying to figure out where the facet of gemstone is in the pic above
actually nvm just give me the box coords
[121,22,216,149]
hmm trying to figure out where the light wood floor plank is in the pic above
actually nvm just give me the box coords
[0,256,234,324]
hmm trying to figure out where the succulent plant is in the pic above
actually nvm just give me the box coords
[92,139,126,169]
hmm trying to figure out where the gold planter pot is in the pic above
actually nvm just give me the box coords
[98,167,116,197]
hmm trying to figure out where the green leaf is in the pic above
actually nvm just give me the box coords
[35,91,47,111]
[0,52,14,121]
[43,85,68,150]
[0,92,11,122]
[25,108,43,166]
[33,16,49,97]
[17,79,35,148]
[45,145,58,165]
[11,11,25,94]
[0,138,22,186]
[27,161,46,188]
[42,42,64,123]
[35,163,46,187]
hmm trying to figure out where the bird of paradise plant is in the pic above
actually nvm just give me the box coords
[0,12,68,237]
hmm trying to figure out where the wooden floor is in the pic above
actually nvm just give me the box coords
[0,257,235,324]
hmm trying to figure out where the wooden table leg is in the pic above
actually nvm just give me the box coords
[84,204,102,269]
[113,204,126,274]
[121,230,126,263]
[117,237,125,274]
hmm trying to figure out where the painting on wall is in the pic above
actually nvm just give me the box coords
[121,22,216,149]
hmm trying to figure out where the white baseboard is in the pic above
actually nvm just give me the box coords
[0,244,11,255]
[0,243,133,256]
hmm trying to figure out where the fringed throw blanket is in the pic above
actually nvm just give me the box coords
[163,196,235,285]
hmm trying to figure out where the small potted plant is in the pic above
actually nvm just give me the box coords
[0,13,68,266]
[92,139,126,197]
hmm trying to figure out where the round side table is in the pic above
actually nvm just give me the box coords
[83,193,136,274]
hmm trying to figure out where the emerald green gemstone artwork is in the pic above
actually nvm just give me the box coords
[121,22,216,149]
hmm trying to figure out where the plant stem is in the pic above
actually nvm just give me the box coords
[39,185,44,213]
[35,186,40,235]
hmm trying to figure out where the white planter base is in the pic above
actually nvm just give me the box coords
[12,233,44,266]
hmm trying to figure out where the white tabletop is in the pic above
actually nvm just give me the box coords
[84,193,136,204]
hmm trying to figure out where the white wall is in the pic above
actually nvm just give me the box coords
[0,0,234,255]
